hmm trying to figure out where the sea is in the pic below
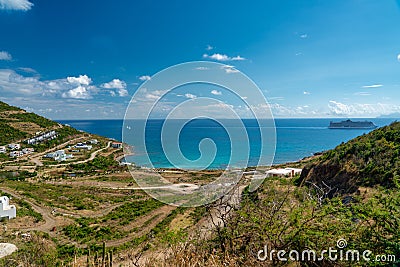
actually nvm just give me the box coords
[57,118,397,169]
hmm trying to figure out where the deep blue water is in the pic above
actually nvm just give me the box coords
[57,118,397,169]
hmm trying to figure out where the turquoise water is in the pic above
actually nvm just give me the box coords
[58,118,397,169]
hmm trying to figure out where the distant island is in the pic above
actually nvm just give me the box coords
[328,119,377,129]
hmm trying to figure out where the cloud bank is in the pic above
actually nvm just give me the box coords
[0,0,33,11]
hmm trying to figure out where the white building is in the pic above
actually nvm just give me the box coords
[26,130,57,145]
[0,146,6,154]
[8,144,20,150]
[45,150,73,161]
[0,196,16,219]
[9,151,23,158]
[22,148,34,154]
[89,139,98,145]
[266,168,302,178]
[285,168,302,176]
[75,143,92,150]
[112,142,122,149]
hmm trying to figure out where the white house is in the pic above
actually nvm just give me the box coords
[89,139,98,145]
[45,150,73,161]
[0,146,6,154]
[8,144,20,150]
[112,142,122,149]
[9,151,23,158]
[285,168,302,176]
[22,148,34,154]
[75,143,92,150]
[26,130,57,145]
[0,196,16,219]
[266,168,302,178]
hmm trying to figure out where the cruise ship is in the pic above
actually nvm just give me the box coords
[328,119,377,129]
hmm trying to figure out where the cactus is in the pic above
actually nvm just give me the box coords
[95,251,99,267]
[102,241,106,267]
[87,248,91,267]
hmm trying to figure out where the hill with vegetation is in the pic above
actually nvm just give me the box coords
[0,101,79,151]
[151,123,400,266]
[0,102,398,266]
[299,121,400,194]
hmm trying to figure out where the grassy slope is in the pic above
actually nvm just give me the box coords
[0,100,79,149]
[300,121,400,194]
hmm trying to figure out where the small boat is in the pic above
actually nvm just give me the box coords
[328,119,377,129]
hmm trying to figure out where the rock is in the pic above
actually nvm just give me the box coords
[0,243,18,258]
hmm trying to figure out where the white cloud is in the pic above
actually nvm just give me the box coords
[101,78,128,97]
[18,67,37,73]
[143,90,166,101]
[354,92,371,96]
[195,67,209,71]
[203,53,246,62]
[0,0,33,11]
[206,45,213,51]
[303,91,310,95]
[221,65,239,74]
[300,34,308,38]
[269,96,285,101]
[397,54,400,61]
[61,86,92,100]
[101,79,126,89]
[0,69,42,94]
[185,93,197,99]
[211,90,222,95]
[117,89,128,97]
[67,75,92,85]
[231,55,245,61]
[361,84,383,88]
[0,51,12,61]
[139,75,151,81]
[0,70,101,99]
[328,100,400,117]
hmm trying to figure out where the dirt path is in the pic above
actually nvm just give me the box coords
[29,136,86,164]
[106,205,176,247]
[109,183,199,194]
[0,187,57,233]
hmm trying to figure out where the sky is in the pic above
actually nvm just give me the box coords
[1,0,400,119]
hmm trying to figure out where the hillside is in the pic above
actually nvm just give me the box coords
[150,124,400,266]
[299,121,400,194]
[0,101,58,144]
[0,101,80,155]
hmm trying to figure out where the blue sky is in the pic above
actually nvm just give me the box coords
[1,0,400,119]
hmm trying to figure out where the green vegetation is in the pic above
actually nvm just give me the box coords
[15,198,43,222]
[31,126,81,152]
[9,112,58,128]
[0,171,37,181]
[0,101,22,112]
[63,199,164,243]
[1,181,142,210]
[0,101,81,150]
[0,120,28,145]
[301,121,400,193]
[0,232,58,266]
[69,155,119,174]
[157,179,399,266]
